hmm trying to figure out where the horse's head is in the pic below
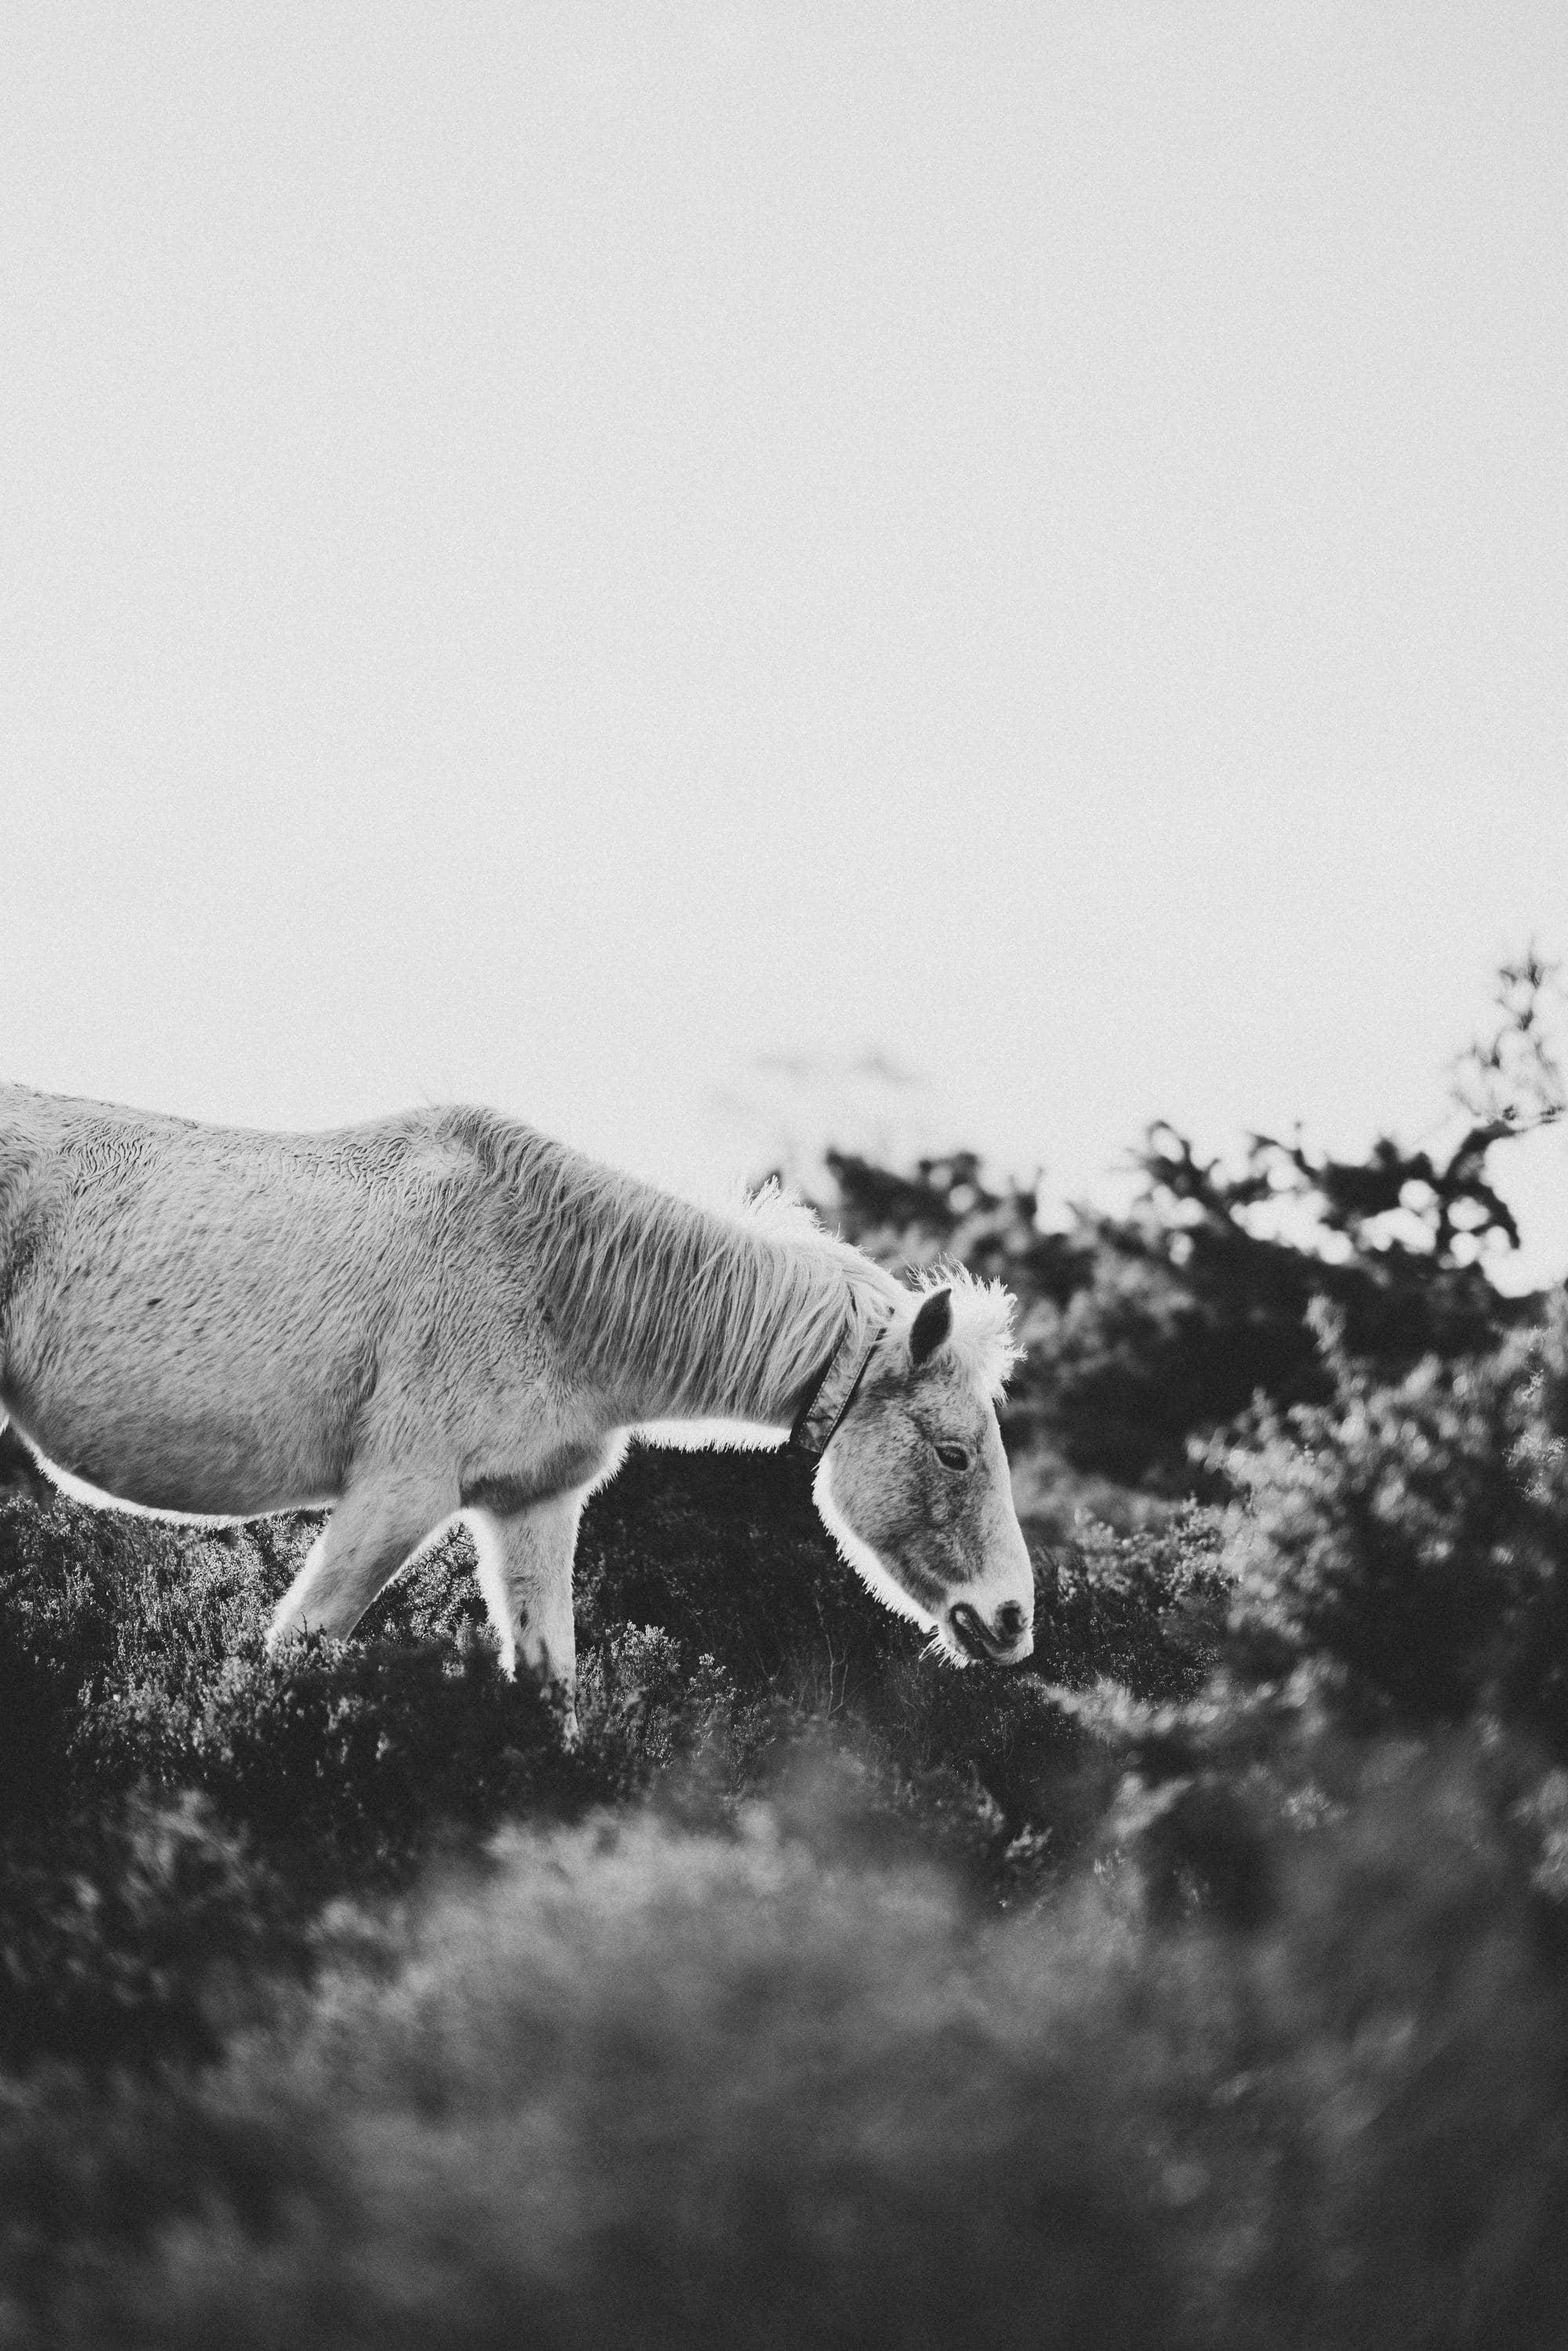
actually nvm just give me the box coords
[812,1277,1035,1667]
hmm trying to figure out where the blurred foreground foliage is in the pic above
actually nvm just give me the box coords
[3,956,1568,2346]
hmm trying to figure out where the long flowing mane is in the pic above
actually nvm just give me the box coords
[438,1107,901,1423]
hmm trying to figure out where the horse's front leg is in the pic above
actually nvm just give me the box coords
[266,1470,456,1652]
[468,1488,587,1739]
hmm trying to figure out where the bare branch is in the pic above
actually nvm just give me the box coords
[1449,942,1566,1132]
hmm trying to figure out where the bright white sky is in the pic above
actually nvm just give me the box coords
[3,2,1566,1281]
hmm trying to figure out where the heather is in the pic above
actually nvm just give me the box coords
[3,960,1568,2347]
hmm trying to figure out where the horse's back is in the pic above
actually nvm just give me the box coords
[0,1085,459,1284]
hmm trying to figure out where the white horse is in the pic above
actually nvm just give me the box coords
[0,1087,1036,1708]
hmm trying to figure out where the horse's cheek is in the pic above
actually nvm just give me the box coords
[920,1482,958,1538]
[895,1449,946,1536]
[841,1433,927,1557]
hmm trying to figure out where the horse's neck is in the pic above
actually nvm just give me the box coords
[600,1211,883,1434]
[488,1121,895,1433]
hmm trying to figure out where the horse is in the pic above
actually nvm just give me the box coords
[0,1085,1036,1714]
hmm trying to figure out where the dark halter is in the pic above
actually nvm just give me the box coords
[788,1321,886,1459]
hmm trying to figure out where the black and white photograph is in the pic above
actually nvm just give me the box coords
[2,5,1566,2343]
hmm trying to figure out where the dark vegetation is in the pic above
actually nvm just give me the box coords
[828,950,1564,1497]
[3,954,1567,2347]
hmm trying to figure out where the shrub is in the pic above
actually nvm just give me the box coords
[0,1794,288,2073]
[5,1745,1568,2350]
[823,953,1563,1490]
[1225,1300,1568,1742]
[0,1433,1238,2077]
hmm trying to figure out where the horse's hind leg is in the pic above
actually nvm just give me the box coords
[0,1417,49,1503]
[468,1488,586,1723]
[266,1474,455,1653]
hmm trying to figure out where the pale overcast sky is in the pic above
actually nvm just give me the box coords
[3,3,1566,1279]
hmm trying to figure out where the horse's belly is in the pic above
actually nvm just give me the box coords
[3,1338,355,1517]
[14,1407,331,1517]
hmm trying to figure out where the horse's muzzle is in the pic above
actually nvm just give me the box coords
[948,1600,1032,1665]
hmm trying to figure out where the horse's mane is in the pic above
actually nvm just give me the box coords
[907,1263,1025,1401]
[437,1108,902,1423]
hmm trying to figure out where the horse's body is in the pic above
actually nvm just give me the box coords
[0,1085,1036,1704]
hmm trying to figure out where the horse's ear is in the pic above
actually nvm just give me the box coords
[909,1287,953,1368]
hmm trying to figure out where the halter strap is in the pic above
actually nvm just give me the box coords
[786,1345,839,1448]
[788,1317,889,1459]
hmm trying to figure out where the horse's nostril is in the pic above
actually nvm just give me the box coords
[950,1601,1029,1662]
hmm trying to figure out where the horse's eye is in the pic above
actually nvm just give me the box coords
[935,1443,970,1472]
